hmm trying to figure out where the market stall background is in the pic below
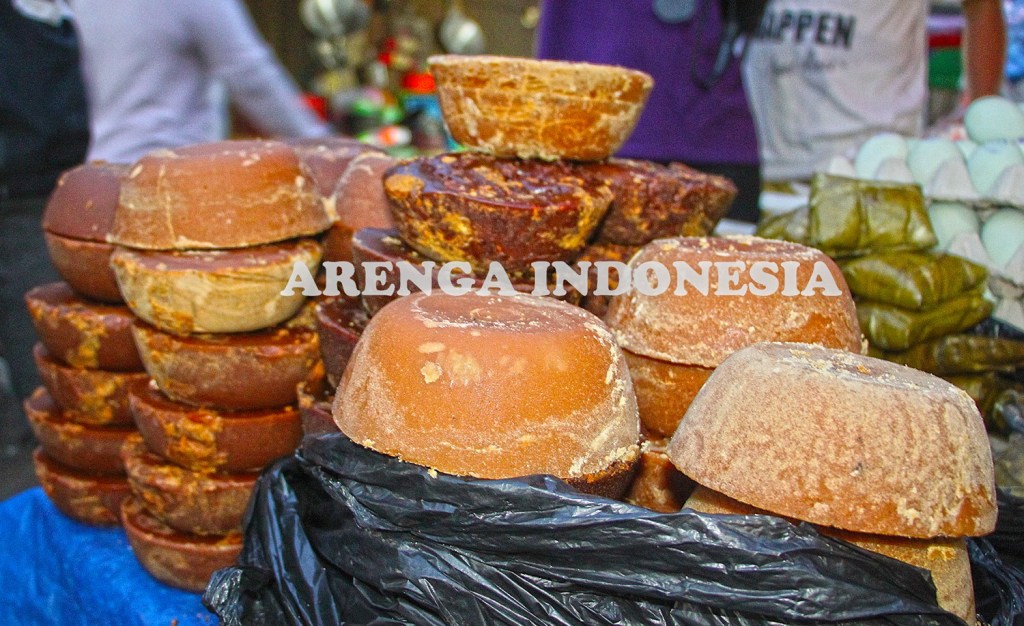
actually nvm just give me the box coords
[2,0,1023,624]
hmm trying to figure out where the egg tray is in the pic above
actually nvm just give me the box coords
[823,152,1024,211]
[758,184,1024,334]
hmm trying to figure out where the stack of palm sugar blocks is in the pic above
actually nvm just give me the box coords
[602,236,863,511]
[349,55,736,505]
[25,162,147,526]
[106,139,341,592]
[309,56,741,448]
[289,138,393,436]
[343,55,738,324]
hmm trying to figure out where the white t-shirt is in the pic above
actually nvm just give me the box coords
[743,1,930,180]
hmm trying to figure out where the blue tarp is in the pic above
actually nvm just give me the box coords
[0,487,215,626]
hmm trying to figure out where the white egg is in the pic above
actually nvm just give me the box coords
[821,155,856,177]
[854,133,909,179]
[873,157,915,184]
[965,96,1024,143]
[956,140,978,160]
[924,157,980,201]
[928,201,980,251]
[968,140,1024,195]
[987,163,1024,206]
[908,138,964,184]
[981,208,1024,268]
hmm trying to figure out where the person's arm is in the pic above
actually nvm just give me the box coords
[186,0,330,138]
[961,0,1007,102]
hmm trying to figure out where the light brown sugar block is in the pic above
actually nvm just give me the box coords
[684,486,976,623]
[429,55,653,162]
[605,236,862,367]
[34,449,131,526]
[132,321,321,410]
[112,140,329,249]
[321,151,397,264]
[334,292,640,480]
[44,233,124,303]
[42,161,129,302]
[623,438,695,513]
[121,434,257,536]
[120,497,242,593]
[110,238,321,335]
[285,136,380,198]
[622,350,713,438]
[33,343,148,426]
[130,383,302,473]
[669,343,997,539]
[296,379,338,437]
[314,296,369,388]
[25,282,142,371]
[43,161,126,241]
[25,387,134,475]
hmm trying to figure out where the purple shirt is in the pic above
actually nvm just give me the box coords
[71,0,329,163]
[536,0,759,166]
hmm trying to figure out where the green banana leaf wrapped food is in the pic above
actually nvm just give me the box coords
[878,334,1024,375]
[857,289,993,351]
[840,252,988,310]
[942,373,1017,431]
[756,206,809,243]
[807,174,935,257]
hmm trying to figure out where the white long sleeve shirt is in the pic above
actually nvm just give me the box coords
[71,0,329,163]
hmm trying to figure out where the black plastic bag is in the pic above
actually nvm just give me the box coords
[969,539,1024,626]
[205,434,971,626]
[987,490,1024,574]
[969,489,1024,625]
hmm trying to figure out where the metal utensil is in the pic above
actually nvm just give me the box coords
[438,0,485,55]
[301,0,367,37]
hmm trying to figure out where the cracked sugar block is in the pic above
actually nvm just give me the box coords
[33,343,148,426]
[121,434,257,536]
[429,54,652,162]
[578,159,736,247]
[25,387,134,475]
[384,152,612,277]
[34,449,130,526]
[129,382,302,473]
[120,497,242,593]
[334,292,640,491]
[25,282,143,371]
[669,342,997,539]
